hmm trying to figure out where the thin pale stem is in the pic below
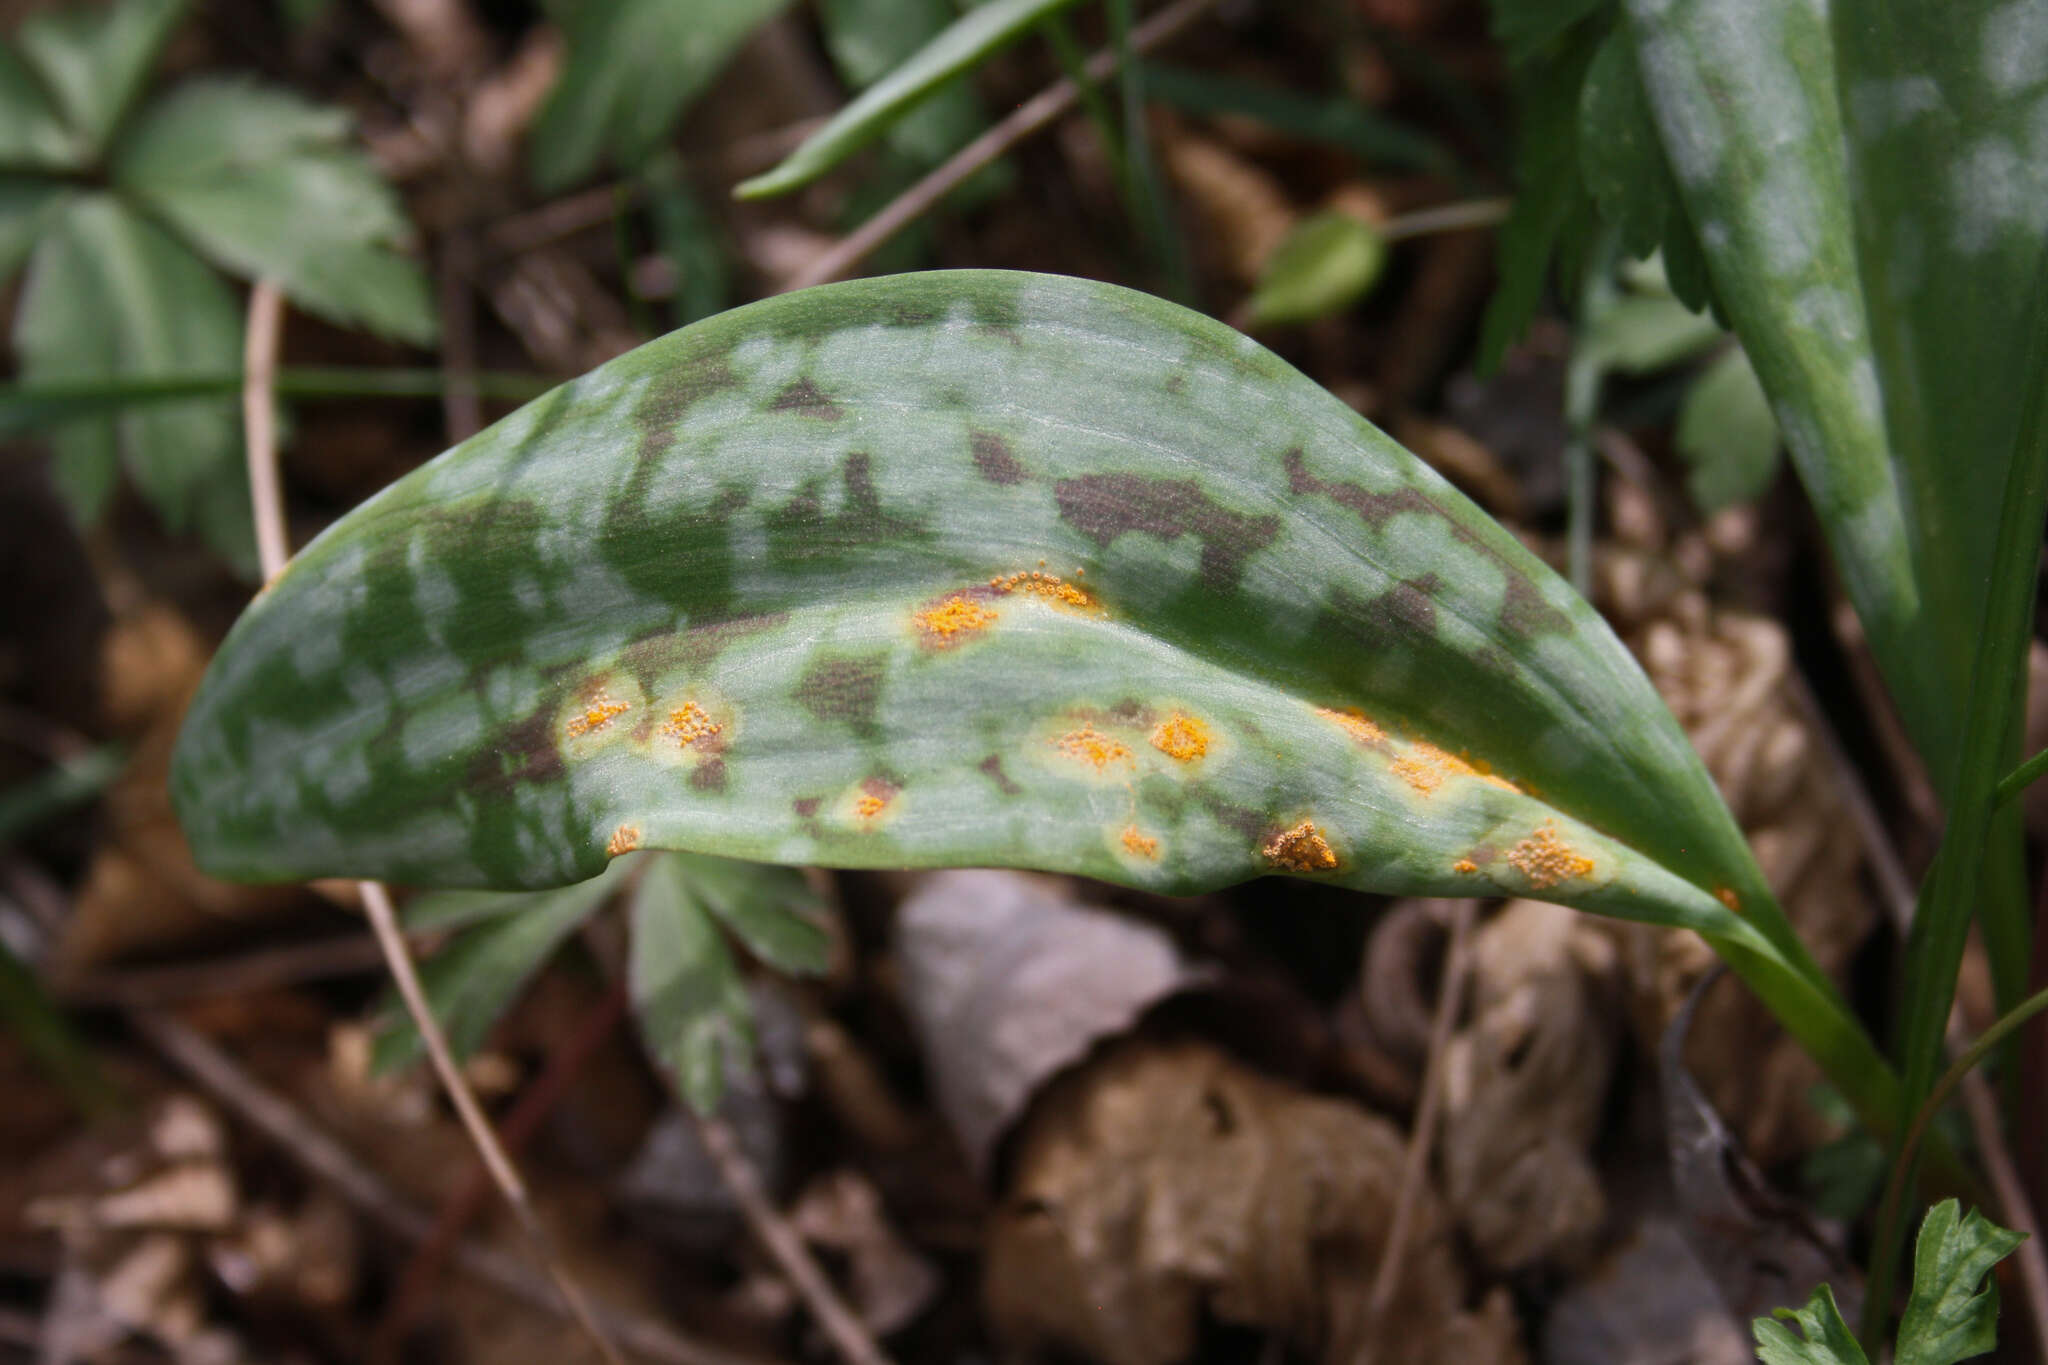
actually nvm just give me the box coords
[782,0,1219,292]
[238,283,623,1365]
[1361,900,1474,1359]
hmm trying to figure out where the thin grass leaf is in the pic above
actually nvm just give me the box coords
[1139,64,1456,176]
[0,745,124,844]
[735,0,1085,200]
[170,269,1901,1131]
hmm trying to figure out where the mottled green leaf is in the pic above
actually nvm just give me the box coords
[529,0,789,192]
[170,269,1900,1128]
[114,80,435,346]
[12,0,183,163]
[1622,0,1945,776]
[1677,345,1779,514]
[372,859,626,1073]
[1246,211,1387,327]
[735,0,1083,200]
[1755,1284,1871,1365]
[630,851,753,1111]
[12,193,252,571]
[1896,1200,2025,1365]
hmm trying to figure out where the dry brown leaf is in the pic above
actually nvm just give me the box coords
[1159,129,1297,287]
[895,870,1200,1176]
[787,1170,941,1335]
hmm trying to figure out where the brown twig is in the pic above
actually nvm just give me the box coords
[130,1008,766,1365]
[689,1110,894,1365]
[1360,900,1475,1360]
[237,280,624,1365]
[779,0,1220,293]
[380,979,633,1345]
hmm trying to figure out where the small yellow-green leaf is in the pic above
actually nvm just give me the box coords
[1246,212,1387,327]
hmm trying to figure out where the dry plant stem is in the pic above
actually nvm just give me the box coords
[781,0,1219,292]
[130,1009,763,1365]
[381,980,633,1344]
[1791,668,2048,1358]
[1375,196,1512,243]
[690,1110,894,1365]
[1360,900,1475,1361]
[238,283,624,1365]
[240,280,290,577]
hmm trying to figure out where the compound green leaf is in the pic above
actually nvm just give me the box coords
[735,0,1084,200]
[0,48,82,171]
[114,80,435,347]
[1896,1200,2026,1365]
[665,851,830,977]
[170,269,1899,1127]
[630,851,753,1111]
[529,0,790,193]
[372,857,628,1073]
[0,178,69,281]
[12,0,183,163]
[1755,1285,1871,1365]
[12,193,252,572]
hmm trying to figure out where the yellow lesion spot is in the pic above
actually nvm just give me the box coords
[1453,858,1479,875]
[990,570,1100,611]
[661,700,722,748]
[851,776,899,824]
[1149,711,1210,762]
[1056,727,1133,771]
[1263,820,1338,873]
[565,693,630,738]
[914,593,999,646]
[607,825,640,856]
[1318,707,1386,746]
[1507,821,1595,889]
[1390,740,1520,795]
[1120,824,1159,859]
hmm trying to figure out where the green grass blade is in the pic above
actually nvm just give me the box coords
[0,745,124,844]
[170,269,1900,1129]
[735,0,1086,200]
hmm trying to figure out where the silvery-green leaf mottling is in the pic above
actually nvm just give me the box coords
[170,270,1900,1126]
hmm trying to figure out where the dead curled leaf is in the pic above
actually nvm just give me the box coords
[985,1038,1524,1365]
[1440,899,1621,1275]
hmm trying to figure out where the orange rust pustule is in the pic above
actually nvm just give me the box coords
[1390,739,1519,795]
[1121,825,1159,859]
[1453,858,1479,875]
[914,592,999,645]
[1263,820,1338,873]
[607,825,640,856]
[566,693,629,738]
[661,700,722,748]
[1149,711,1210,762]
[855,776,898,821]
[1056,727,1133,771]
[1716,886,1741,913]
[1318,706,1387,745]
[1506,822,1595,889]
[990,570,1099,611]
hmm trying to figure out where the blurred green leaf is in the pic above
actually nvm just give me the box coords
[1676,345,1779,513]
[820,0,990,174]
[530,0,790,193]
[663,852,830,977]
[0,745,124,844]
[1487,0,1608,66]
[736,0,1083,199]
[1140,63,1456,176]
[0,939,119,1116]
[0,48,81,170]
[0,179,69,280]
[114,80,435,346]
[13,0,184,163]
[1896,1200,2026,1365]
[641,154,730,328]
[1246,211,1388,327]
[371,861,626,1073]
[1755,1285,1870,1365]
[1575,290,1720,374]
[12,193,252,573]
[630,852,753,1112]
